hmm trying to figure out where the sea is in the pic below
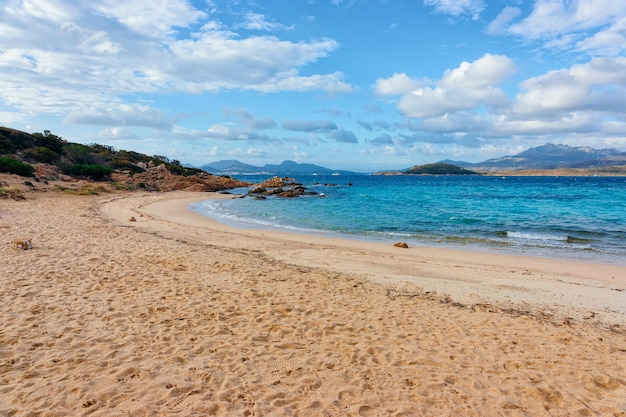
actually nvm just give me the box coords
[190,174,626,265]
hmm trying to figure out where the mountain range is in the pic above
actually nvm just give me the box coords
[202,144,626,175]
[441,143,626,172]
[200,160,355,175]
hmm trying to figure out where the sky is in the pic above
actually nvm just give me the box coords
[1,0,626,172]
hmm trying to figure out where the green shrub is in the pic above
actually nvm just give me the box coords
[166,164,204,177]
[110,158,144,172]
[23,146,60,163]
[61,164,113,180]
[0,156,35,176]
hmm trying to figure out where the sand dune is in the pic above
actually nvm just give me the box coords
[1,190,625,416]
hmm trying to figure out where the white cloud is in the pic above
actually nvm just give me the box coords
[374,73,424,96]
[240,12,293,31]
[19,0,77,24]
[65,104,172,129]
[423,0,486,20]
[0,1,352,121]
[91,0,206,38]
[206,123,277,143]
[486,7,521,35]
[576,17,626,56]
[512,0,625,38]
[166,33,348,92]
[512,57,626,117]
[390,54,515,118]
[98,127,140,140]
[505,0,626,54]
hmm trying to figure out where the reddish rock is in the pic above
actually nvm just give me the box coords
[111,164,250,192]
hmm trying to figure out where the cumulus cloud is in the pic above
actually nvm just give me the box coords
[374,73,424,96]
[511,57,626,118]
[423,0,486,20]
[386,54,515,118]
[0,0,352,120]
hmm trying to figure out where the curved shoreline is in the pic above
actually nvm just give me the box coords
[102,190,626,327]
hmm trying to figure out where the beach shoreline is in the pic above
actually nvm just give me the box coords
[2,189,625,416]
[107,190,626,328]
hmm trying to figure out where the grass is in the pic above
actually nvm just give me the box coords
[56,185,111,195]
[0,187,25,200]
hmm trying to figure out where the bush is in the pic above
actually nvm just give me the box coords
[166,164,204,177]
[61,164,113,180]
[23,146,60,163]
[110,158,145,173]
[0,156,35,177]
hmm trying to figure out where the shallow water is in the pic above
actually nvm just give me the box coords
[191,175,626,265]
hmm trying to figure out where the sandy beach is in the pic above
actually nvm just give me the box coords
[1,188,625,416]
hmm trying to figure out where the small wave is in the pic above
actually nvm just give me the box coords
[505,231,563,242]
[504,231,596,246]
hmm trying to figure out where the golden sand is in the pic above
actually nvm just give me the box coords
[1,190,625,416]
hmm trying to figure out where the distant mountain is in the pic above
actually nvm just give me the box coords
[201,160,261,173]
[201,159,356,175]
[441,144,626,171]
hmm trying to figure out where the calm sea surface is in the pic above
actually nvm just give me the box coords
[190,175,626,265]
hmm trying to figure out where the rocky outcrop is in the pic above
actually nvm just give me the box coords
[33,163,74,182]
[248,176,319,198]
[111,164,250,192]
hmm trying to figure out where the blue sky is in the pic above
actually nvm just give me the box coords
[1,0,625,171]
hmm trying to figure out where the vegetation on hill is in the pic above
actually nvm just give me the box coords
[405,163,480,175]
[0,126,249,191]
[0,126,208,180]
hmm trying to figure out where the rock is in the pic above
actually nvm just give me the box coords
[128,216,137,222]
[278,190,299,198]
[110,165,250,192]
[251,176,320,198]
[393,242,409,248]
[249,186,267,194]
[259,176,297,188]
[11,238,32,250]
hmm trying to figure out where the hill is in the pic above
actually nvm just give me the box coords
[405,163,480,175]
[0,126,249,193]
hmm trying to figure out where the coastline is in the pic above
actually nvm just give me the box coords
[2,189,625,416]
[108,191,626,327]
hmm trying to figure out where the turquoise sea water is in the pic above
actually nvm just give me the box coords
[190,175,626,265]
